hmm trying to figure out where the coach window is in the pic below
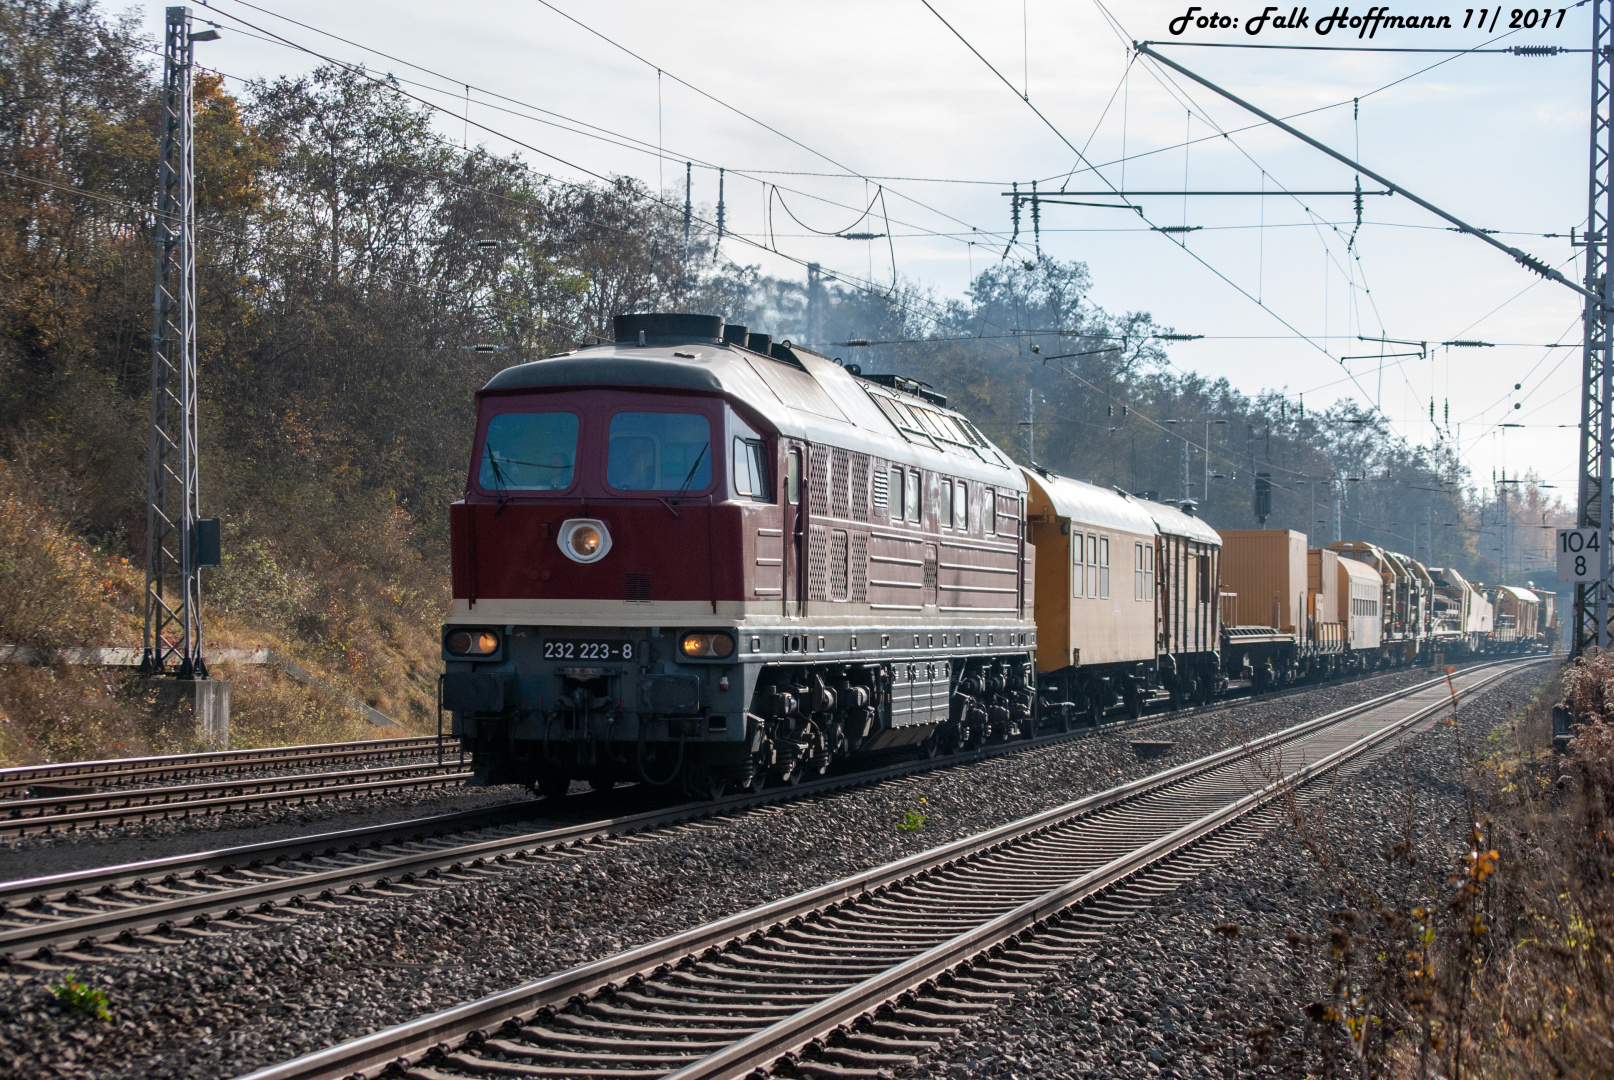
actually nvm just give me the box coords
[1134,542,1145,601]
[786,449,801,505]
[955,481,968,529]
[1086,533,1099,598]
[1073,533,1085,598]
[1099,536,1111,599]
[983,489,996,535]
[889,466,904,520]
[1197,551,1213,603]
[939,478,952,528]
[1144,543,1155,601]
[732,437,771,501]
[906,471,920,523]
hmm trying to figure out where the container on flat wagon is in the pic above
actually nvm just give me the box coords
[1308,547,1345,652]
[1218,529,1308,638]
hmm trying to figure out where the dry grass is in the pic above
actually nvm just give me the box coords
[1266,658,1614,1080]
[0,465,139,652]
[0,462,443,766]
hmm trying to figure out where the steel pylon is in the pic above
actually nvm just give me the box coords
[142,6,204,679]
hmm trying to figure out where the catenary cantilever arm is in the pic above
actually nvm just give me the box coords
[1135,40,1595,302]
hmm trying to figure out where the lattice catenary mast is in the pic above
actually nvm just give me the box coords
[1575,1,1614,655]
[142,7,218,678]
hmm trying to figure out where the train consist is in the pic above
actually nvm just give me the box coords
[441,313,1557,797]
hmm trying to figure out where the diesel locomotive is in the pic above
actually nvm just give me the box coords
[440,312,1553,798]
[441,313,1038,798]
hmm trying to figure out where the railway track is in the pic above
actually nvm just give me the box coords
[0,661,1487,966]
[234,657,1539,1080]
[0,760,474,836]
[0,659,1490,837]
[0,735,451,798]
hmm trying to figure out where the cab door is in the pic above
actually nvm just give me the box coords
[783,443,805,618]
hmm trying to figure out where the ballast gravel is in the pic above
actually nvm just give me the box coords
[917,662,1552,1080]
[0,664,1511,1079]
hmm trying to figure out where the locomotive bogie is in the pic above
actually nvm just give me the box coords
[444,626,1037,794]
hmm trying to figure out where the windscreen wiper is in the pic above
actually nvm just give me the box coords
[671,443,709,506]
[483,443,510,512]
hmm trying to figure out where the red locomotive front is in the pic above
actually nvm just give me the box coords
[442,313,1038,799]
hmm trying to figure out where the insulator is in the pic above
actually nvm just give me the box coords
[1510,45,1560,56]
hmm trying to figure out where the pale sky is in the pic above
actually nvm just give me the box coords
[164,0,1593,503]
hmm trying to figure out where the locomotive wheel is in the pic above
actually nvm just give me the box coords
[686,771,727,801]
[536,771,571,800]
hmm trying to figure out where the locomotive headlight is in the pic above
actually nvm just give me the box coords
[445,629,499,655]
[570,525,601,557]
[558,518,612,564]
[680,631,735,659]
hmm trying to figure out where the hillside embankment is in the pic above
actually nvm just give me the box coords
[0,461,444,764]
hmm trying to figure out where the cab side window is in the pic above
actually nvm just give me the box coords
[889,466,904,520]
[786,450,801,505]
[732,437,771,501]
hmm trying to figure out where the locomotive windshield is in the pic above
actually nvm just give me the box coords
[606,412,711,491]
[479,411,579,491]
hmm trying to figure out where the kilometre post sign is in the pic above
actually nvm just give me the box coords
[1558,528,1602,582]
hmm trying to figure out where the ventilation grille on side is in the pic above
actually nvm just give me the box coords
[831,448,850,519]
[808,525,829,602]
[850,453,870,521]
[830,529,849,602]
[851,533,869,603]
[871,462,888,509]
[809,445,830,515]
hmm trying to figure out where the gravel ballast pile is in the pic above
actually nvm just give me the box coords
[0,664,1520,1079]
[920,662,1552,1080]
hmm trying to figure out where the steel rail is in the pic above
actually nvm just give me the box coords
[0,735,448,796]
[0,662,1489,962]
[229,658,1538,1080]
[0,760,470,822]
[0,802,545,908]
[0,767,474,837]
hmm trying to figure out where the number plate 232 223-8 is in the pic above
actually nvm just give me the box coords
[543,640,633,661]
